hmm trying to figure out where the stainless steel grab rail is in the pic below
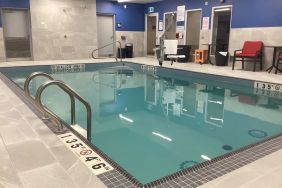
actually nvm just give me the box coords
[91,41,123,62]
[24,72,54,96]
[35,80,92,141]
[24,72,76,126]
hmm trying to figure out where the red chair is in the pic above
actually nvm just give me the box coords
[275,51,282,74]
[232,41,264,72]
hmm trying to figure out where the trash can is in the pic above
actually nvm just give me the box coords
[216,51,229,66]
[125,43,133,58]
[117,48,126,58]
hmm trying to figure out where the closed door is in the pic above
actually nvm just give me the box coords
[146,15,157,55]
[97,14,115,57]
[2,9,32,60]
[186,10,201,58]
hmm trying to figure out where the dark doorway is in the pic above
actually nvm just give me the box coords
[211,8,231,55]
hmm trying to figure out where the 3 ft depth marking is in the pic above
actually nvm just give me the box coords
[59,133,113,175]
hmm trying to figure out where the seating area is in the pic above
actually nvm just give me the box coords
[232,41,264,72]
[192,41,282,74]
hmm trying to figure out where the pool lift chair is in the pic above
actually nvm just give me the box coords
[164,40,186,66]
[156,14,186,66]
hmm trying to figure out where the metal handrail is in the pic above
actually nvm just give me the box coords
[91,41,123,62]
[24,72,76,126]
[35,80,92,141]
[24,72,54,96]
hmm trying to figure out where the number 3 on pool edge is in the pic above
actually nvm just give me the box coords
[66,139,77,143]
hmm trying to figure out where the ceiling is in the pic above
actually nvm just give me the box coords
[115,0,163,4]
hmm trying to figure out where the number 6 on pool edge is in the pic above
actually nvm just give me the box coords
[92,163,106,170]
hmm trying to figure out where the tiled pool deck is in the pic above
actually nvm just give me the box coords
[0,57,282,188]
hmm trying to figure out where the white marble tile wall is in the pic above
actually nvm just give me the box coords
[116,31,145,57]
[30,0,98,60]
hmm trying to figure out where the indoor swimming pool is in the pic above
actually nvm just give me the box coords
[1,63,282,184]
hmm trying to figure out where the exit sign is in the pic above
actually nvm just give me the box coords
[148,7,154,13]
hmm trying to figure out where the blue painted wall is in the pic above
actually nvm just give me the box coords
[0,0,29,8]
[96,0,145,31]
[0,0,30,27]
[144,0,282,29]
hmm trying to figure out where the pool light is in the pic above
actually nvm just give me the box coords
[201,155,211,161]
[152,132,172,142]
[207,100,223,105]
[209,117,224,123]
[119,114,134,123]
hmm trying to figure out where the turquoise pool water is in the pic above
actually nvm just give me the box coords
[2,63,282,184]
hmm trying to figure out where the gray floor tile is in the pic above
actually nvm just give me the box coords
[50,145,78,170]
[19,163,78,188]
[0,116,10,126]
[6,140,56,172]
[67,159,106,188]
[0,125,28,145]
[0,136,22,188]
[0,109,22,121]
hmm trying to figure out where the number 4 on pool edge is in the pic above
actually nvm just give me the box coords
[85,157,98,162]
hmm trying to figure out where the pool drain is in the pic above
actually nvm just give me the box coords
[248,129,267,138]
[222,145,233,151]
[180,160,198,170]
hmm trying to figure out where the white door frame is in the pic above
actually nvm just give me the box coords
[210,5,233,53]
[96,13,116,55]
[1,8,33,61]
[184,8,202,45]
[144,12,159,55]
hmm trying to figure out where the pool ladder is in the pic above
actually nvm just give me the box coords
[91,41,123,62]
[23,72,92,141]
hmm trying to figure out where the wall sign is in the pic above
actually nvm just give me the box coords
[148,7,154,13]
[202,17,210,30]
[59,133,113,175]
[176,5,185,30]
[159,20,163,31]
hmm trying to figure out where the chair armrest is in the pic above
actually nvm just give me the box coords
[234,49,242,56]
